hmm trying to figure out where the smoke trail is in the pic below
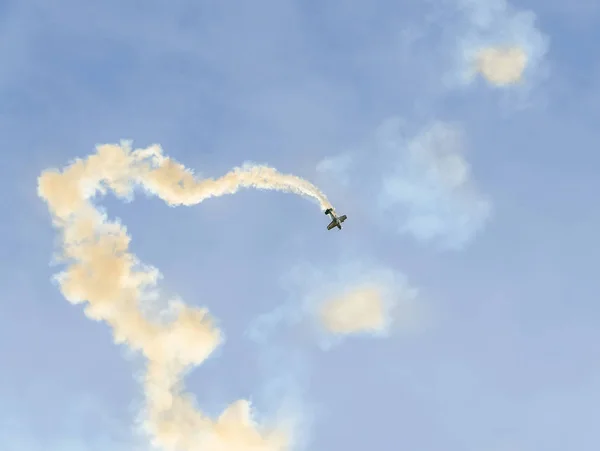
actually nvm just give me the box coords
[37,141,333,451]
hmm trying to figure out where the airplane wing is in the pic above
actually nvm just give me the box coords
[338,215,347,222]
[327,220,337,230]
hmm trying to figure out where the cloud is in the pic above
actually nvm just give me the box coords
[377,118,492,249]
[318,286,387,335]
[249,260,423,349]
[448,0,550,91]
[37,141,335,451]
[249,336,318,451]
[475,46,528,86]
[0,395,143,451]
[315,154,353,187]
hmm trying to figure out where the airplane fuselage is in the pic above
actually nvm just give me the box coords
[330,216,342,229]
[325,208,347,231]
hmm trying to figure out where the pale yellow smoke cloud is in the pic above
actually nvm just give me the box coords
[37,141,333,451]
[319,286,386,335]
[475,46,528,86]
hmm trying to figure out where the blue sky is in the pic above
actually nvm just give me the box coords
[1,0,599,450]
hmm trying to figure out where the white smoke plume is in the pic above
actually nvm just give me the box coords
[37,141,334,451]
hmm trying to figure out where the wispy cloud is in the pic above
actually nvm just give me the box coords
[448,0,550,93]
[0,394,142,451]
[377,119,492,249]
[249,260,423,349]
[316,118,491,250]
[315,155,353,188]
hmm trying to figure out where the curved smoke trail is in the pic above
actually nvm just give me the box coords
[37,141,333,451]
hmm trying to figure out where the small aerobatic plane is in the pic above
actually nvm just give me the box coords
[325,208,347,231]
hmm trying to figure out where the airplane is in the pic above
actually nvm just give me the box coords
[325,208,347,230]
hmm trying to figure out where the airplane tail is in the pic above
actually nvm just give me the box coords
[324,208,333,215]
